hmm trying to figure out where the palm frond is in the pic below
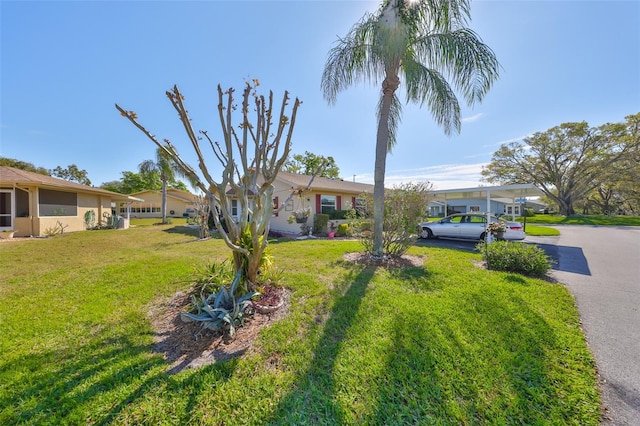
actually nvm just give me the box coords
[403,58,460,135]
[411,0,472,31]
[321,14,385,104]
[413,28,500,105]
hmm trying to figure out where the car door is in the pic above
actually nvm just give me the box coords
[460,214,487,239]
[435,215,463,238]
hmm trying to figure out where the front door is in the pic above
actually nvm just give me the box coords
[0,190,13,230]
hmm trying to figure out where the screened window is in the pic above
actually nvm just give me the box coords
[39,189,77,216]
[16,188,30,217]
[321,195,336,214]
[231,199,238,217]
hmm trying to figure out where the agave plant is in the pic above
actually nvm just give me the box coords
[181,270,259,337]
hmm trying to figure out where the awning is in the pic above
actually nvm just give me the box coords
[430,183,544,203]
[429,183,545,219]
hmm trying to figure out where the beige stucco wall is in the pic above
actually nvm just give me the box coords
[269,180,360,236]
[34,192,113,236]
[127,191,194,218]
[8,187,119,237]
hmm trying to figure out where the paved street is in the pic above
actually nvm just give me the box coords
[528,226,640,425]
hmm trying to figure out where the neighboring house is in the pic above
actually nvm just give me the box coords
[125,188,197,218]
[251,171,374,235]
[426,184,545,218]
[0,166,142,237]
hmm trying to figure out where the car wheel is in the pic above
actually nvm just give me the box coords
[420,227,433,239]
[480,232,487,241]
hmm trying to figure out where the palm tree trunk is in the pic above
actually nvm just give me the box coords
[373,75,399,257]
[161,178,168,224]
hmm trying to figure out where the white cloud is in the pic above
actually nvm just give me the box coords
[462,113,484,123]
[483,134,531,148]
[355,162,489,190]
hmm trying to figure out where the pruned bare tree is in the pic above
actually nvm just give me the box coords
[116,81,301,291]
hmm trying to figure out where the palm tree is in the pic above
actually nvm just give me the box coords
[322,0,500,256]
[138,147,188,224]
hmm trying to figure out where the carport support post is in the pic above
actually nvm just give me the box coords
[485,190,492,245]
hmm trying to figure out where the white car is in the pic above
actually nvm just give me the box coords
[419,213,525,241]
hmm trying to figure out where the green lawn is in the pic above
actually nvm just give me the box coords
[524,214,640,226]
[523,224,561,236]
[0,225,601,424]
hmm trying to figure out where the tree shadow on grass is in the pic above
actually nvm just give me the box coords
[367,289,597,424]
[266,265,376,424]
[163,225,203,238]
[0,329,237,425]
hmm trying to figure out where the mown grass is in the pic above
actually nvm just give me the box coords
[524,224,560,236]
[524,214,640,226]
[0,225,600,424]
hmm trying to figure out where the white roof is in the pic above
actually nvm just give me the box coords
[430,184,543,202]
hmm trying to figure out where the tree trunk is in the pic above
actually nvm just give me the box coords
[373,75,399,257]
[161,178,168,223]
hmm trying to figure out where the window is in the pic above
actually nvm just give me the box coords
[14,188,29,217]
[0,190,11,227]
[447,205,465,215]
[506,205,521,215]
[443,216,463,224]
[321,195,336,214]
[469,205,481,213]
[231,199,238,218]
[355,197,367,215]
[39,189,77,217]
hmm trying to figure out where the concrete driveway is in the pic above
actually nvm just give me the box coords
[527,226,640,425]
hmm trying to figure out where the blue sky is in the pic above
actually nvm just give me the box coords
[1,0,638,190]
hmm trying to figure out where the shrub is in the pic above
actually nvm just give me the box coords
[313,213,330,235]
[477,241,553,277]
[193,260,235,297]
[84,210,96,229]
[336,223,349,237]
[328,209,349,220]
[356,182,431,257]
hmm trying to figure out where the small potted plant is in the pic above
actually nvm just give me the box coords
[328,221,337,238]
[486,221,507,240]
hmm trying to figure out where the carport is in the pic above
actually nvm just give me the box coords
[429,183,545,217]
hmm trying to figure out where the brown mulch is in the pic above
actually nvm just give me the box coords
[342,252,425,268]
[148,285,291,374]
[148,252,422,374]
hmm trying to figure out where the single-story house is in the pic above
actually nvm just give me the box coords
[426,184,545,217]
[0,166,142,237]
[124,188,198,218]
[244,171,374,235]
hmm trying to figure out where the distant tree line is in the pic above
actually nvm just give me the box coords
[482,112,640,216]
[2,150,341,197]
